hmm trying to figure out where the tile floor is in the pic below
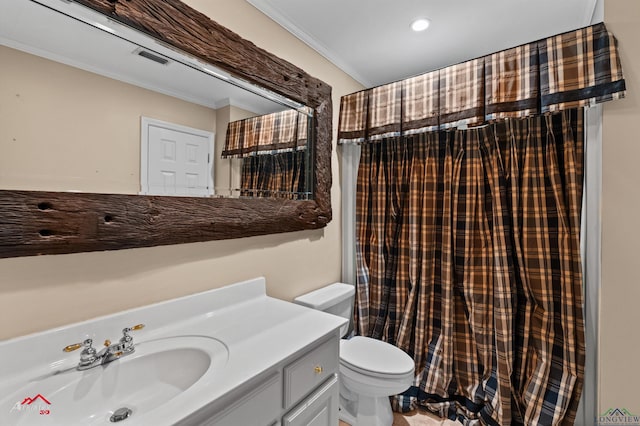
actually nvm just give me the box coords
[339,408,460,426]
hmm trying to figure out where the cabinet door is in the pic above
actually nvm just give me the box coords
[282,375,338,426]
[203,372,282,426]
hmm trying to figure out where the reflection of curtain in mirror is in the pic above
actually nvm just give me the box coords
[222,107,310,199]
[240,151,306,199]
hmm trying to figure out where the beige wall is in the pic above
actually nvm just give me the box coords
[600,0,640,414]
[0,45,217,194]
[0,1,363,340]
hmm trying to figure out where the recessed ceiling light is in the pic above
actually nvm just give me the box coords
[411,18,430,32]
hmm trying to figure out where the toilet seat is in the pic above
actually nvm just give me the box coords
[340,336,414,379]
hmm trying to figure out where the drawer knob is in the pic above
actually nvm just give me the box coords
[314,365,323,374]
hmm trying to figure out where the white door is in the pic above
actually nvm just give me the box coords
[140,117,214,196]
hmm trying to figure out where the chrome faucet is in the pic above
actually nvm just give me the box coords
[63,324,145,370]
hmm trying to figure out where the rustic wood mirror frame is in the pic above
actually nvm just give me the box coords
[0,0,332,258]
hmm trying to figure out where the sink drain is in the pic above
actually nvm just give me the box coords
[110,407,133,422]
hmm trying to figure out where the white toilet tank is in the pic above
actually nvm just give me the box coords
[294,283,355,338]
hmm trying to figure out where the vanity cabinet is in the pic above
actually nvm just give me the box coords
[194,334,340,426]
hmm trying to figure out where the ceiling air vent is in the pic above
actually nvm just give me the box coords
[134,48,169,65]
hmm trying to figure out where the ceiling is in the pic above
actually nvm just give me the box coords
[247,0,602,88]
[0,0,297,115]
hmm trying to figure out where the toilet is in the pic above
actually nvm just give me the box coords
[294,283,415,426]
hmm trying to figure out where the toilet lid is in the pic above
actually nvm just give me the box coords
[340,336,414,377]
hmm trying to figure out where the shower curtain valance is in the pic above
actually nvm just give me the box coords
[222,107,310,158]
[338,22,625,144]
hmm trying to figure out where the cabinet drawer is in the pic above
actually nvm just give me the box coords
[283,375,339,426]
[283,336,339,408]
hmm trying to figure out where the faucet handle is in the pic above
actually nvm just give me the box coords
[119,324,145,353]
[63,338,94,353]
[64,339,98,369]
[124,324,145,333]
[122,324,145,339]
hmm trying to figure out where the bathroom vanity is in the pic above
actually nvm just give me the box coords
[0,278,346,425]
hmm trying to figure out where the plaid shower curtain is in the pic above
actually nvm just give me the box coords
[354,109,584,425]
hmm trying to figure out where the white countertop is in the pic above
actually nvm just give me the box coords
[0,277,346,425]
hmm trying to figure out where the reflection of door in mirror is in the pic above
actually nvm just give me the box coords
[0,0,313,200]
[140,117,214,197]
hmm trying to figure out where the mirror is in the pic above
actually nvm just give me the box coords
[0,0,313,200]
[0,0,332,258]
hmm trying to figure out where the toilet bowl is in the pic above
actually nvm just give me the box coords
[294,284,415,426]
[339,336,414,426]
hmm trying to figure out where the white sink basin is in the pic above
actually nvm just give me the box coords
[0,336,228,425]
